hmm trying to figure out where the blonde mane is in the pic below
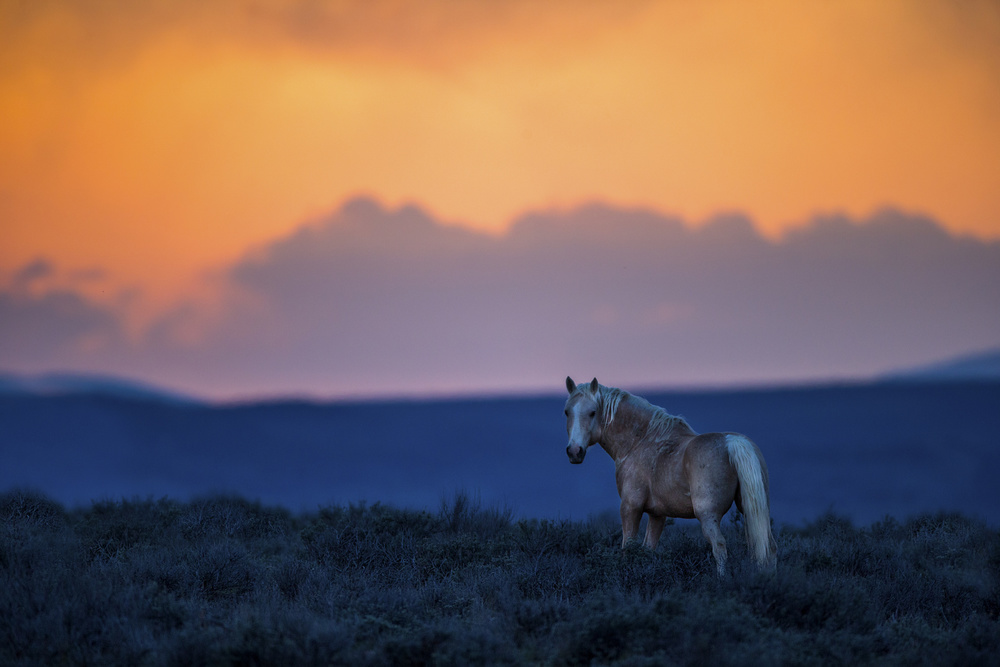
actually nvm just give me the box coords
[598,386,627,427]
[598,385,690,443]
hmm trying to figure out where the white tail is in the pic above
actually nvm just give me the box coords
[727,435,777,570]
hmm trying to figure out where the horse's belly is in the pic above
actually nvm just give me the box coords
[646,488,695,519]
[643,454,696,518]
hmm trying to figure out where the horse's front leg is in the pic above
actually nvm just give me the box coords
[644,515,665,549]
[619,502,642,548]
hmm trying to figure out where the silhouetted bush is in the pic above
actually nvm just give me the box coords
[1,489,997,665]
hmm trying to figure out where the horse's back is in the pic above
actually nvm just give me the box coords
[682,432,737,470]
[687,431,765,468]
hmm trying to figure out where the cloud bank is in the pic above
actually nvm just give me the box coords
[2,199,998,398]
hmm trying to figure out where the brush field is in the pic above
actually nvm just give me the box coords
[2,490,998,666]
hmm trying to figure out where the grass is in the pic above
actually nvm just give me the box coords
[1,489,998,666]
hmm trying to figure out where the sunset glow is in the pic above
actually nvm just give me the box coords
[2,0,999,397]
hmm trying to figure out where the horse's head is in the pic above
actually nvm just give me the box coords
[564,376,602,464]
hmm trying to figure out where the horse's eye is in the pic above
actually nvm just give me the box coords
[564,409,569,416]
[589,410,596,418]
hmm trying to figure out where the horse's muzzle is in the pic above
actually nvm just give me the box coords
[566,445,586,464]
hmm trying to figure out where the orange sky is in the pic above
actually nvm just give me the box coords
[2,0,999,315]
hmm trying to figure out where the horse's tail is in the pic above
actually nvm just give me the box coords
[727,435,777,570]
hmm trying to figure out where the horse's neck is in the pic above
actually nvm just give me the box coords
[600,394,680,460]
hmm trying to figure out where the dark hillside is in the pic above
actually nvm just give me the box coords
[1,381,998,524]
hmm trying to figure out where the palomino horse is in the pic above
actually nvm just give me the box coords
[564,377,776,574]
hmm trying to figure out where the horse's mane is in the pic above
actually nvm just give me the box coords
[598,385,691,442]
[598,386,628,427]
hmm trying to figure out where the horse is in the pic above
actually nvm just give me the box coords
[564,376,776,575]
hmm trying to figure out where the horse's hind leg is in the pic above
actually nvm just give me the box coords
[696,513,728,576]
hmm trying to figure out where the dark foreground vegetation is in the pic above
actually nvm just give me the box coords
[2,491,998,666]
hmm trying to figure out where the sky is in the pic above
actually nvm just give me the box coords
[1,0,999,399]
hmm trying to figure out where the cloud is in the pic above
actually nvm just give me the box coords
[187,197,999,396]
[9,257,54,290]
[0,258,126,371]
[0,0,642,74]
[0,287,124,367]
[3,200,998,398]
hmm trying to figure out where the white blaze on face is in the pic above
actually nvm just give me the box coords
[565,395,598,461]
[567,403,586,449]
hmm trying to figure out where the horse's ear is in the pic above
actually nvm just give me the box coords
[590,378,599,392]
[566,376,576,394]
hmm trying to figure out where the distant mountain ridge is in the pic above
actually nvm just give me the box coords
[883,348,1000,381]
[0,372,200,404]
[1,381,998,524]
[3,347,999,408]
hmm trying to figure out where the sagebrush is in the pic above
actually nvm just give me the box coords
[1,490,997,666]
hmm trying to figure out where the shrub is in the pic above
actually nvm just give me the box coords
[1,492,997,666]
